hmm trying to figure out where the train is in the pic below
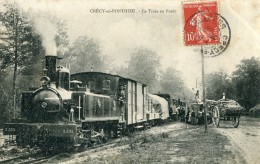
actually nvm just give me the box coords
[3,55,181,152]
[153,94,182,121]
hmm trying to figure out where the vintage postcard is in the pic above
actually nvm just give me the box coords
[0,0,259,163]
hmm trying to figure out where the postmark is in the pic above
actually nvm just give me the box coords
[202,14,231,57]
[183,1,231,57]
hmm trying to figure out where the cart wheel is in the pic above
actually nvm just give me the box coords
[212,106,220,127]
[232,117,239,128]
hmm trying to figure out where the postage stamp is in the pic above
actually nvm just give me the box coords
[183,1,231,57]
[183,1,219,46]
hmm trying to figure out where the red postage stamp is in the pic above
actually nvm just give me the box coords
[183,1,219,46]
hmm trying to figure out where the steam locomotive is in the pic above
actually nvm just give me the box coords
[3,55,178,152]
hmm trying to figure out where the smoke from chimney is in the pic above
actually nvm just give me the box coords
[33,15,57,56]
[32,14,58,82]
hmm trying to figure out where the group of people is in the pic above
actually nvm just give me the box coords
[171,102,186,122]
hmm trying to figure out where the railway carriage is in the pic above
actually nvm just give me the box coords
[154,94,179,121]
[147,94,169,123]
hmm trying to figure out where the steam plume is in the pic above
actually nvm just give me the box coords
[33,15,57,56]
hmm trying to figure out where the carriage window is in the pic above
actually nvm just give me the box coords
[88,80,96,92]
[102,80,111,90]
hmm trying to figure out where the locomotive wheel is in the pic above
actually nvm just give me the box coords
[212,106,220,128]
[88,137,103,147]
[16,133,24,147]
[232,117,240,128]
[78,143,87,152]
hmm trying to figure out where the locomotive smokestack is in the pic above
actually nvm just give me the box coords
[45,55,57,83]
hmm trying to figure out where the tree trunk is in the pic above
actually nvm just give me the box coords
[12,13,18,119]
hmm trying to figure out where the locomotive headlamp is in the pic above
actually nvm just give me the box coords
[41,102,47,108]
[40,76,50,86]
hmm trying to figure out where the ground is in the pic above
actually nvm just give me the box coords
[216,117,260,164]
[0,117,259,163]
[59,117,259,164]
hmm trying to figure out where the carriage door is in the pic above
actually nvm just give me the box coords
[127,81,136,125]
[136,83,144,122]
[143,86,148,121]
[127,81,131,124]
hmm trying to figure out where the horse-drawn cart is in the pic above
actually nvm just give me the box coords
[212,99,243,128]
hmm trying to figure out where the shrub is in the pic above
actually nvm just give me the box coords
[249,104,260,118]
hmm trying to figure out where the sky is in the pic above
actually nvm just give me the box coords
[1,0,259,89]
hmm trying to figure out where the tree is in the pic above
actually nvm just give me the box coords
[160,67,185,98]
[110,64,129,77]
[0,2,43,118]
[127,48,161,91]
[52,16,69,57]
[232,57,260,110]
[0,69,13,127]
[205,70,234,100]
[63,36,106,73]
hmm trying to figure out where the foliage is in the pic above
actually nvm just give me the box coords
[205,70,234,100]
[127,48,161,91]
[0,70,13,127]
[0,2,44,120]
[232,57,260,110]
[52,16,70,57]
[0,3,44,73]
[63,36,106,73]
[160,67,185,98]
[110,65,129,77]
[205,57,260,111]
[249,104,260,117]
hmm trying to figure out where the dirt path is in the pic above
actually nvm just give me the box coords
[216,117,260,164]
[58,122,238,164]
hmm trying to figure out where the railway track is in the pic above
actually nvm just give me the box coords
[0,152,45,164]
[0,122,190,163]
[0,139,119,164]
[16,155,54,164]
[61,142,123,164]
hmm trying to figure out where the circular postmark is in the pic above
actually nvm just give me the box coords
[184,12,231,58]
[202,14,231,58]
